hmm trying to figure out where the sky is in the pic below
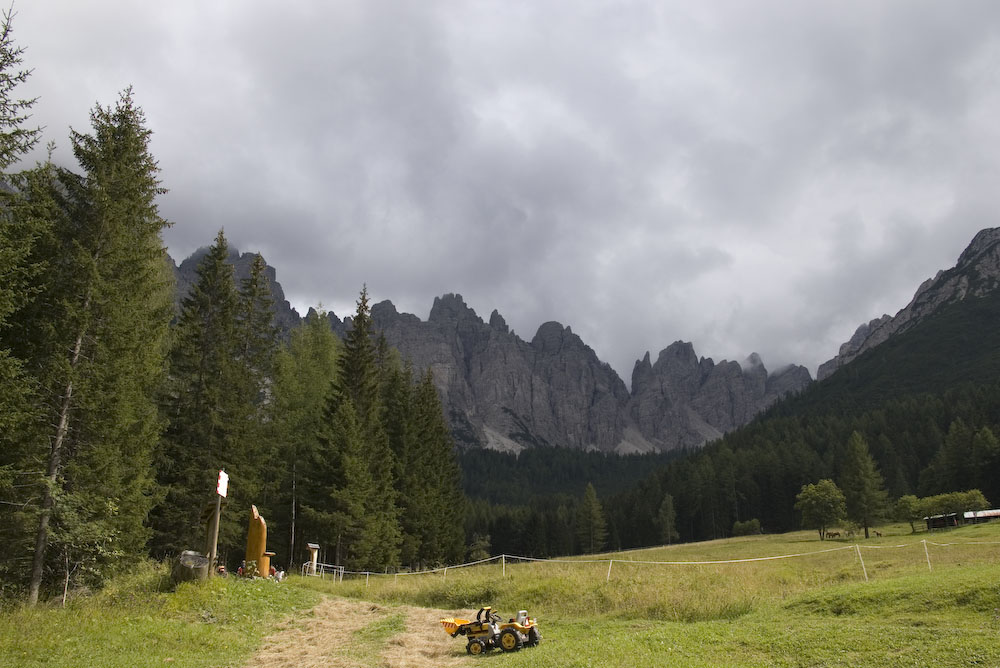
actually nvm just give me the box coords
[13,1,1000,382]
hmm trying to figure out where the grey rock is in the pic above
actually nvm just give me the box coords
[628,343,810,451]
[818,227,1000,379]
[170,255,813,454]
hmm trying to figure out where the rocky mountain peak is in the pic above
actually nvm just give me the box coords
[370,299,398,319]
[489,309,509,333]
[957,227,1000,267]
[171,246,815,455]
[531,321,583,353]
[819,227,1000,379]
[429,293,476,323]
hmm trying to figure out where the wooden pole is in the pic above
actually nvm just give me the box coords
[855,545,868,582]
[208,493,222,576]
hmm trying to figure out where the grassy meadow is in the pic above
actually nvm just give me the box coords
[2,522,999,667]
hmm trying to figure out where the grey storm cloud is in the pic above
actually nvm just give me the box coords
[14,0,1000,382]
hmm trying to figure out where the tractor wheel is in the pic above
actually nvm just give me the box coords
[467,639,486,655]
[499,628,523,652]
[526,626,541,646]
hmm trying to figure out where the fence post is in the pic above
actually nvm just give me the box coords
[606,559,614,583]
[365,572,370,588]
[502,554,506,578]
[922,539,933,572]
[855,545,869,582]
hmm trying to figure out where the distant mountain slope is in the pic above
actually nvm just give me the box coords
[818,227,1000,379]
[773,287,1000,418]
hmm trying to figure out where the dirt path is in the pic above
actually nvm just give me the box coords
[245,597,469,668]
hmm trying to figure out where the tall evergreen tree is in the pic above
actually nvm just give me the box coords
[409,369,465,566]
[268,308,340,569]
[0,10,45,596]
[312,287,400,570]
[0,8,39,169]
[576,483,607,554]
[152,230,246,559]
[12,89,172,604]
[840,431,888,539]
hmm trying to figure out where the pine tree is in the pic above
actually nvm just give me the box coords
[409,369,465,565]
[840,431,888,539]
[657,493,679,545]
[268,308,340,569]
[231,252,279,523]
[576,483,607,554]
[0,10,44,593]
[14,89,172,604]
[312,287,400,570]
[152,230,244,559]
[0,8,39,170]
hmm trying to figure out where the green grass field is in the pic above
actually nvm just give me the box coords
[2,522,999,667]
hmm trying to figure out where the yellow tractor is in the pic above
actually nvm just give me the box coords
[440,606,542,655]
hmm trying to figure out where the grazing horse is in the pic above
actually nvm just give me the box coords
[873,530,882,538]
[826,531,840,539]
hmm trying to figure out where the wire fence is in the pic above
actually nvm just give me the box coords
[317,538,1000,587]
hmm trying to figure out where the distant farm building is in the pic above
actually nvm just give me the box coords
[925,513,959,530]
[925,508,1000,530]
[964,508,1000,524]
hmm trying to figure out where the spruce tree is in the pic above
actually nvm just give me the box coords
[312,287,400,570]
[0,10,44,595]
[14,89,172,604]
[411,369,465,565]
[152,230,244,558]
[840,431,888,539]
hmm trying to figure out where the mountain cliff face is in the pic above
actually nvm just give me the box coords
[371,294,810,453]
[630,345,813,451]
[171,250,811,454]
[818,227,1000,380]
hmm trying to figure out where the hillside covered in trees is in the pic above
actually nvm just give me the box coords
[0,16,465,604]
[464,289,1000,556]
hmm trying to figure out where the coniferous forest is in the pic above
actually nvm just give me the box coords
[0,16,465,603]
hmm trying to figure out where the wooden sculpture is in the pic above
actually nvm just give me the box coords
[245,504,276,577]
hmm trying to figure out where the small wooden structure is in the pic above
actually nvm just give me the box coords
[964,508,1000,524]
[306,542,320,575]
[925,513,959,530]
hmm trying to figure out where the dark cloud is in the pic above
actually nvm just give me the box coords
[15,0,1000,382]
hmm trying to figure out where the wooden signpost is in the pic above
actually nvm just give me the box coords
[208,470,228,576]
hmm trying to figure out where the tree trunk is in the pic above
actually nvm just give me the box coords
[27,290,91,606]
[62,551,70,607]
[27,373,76,605]
[289,459,296,571]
